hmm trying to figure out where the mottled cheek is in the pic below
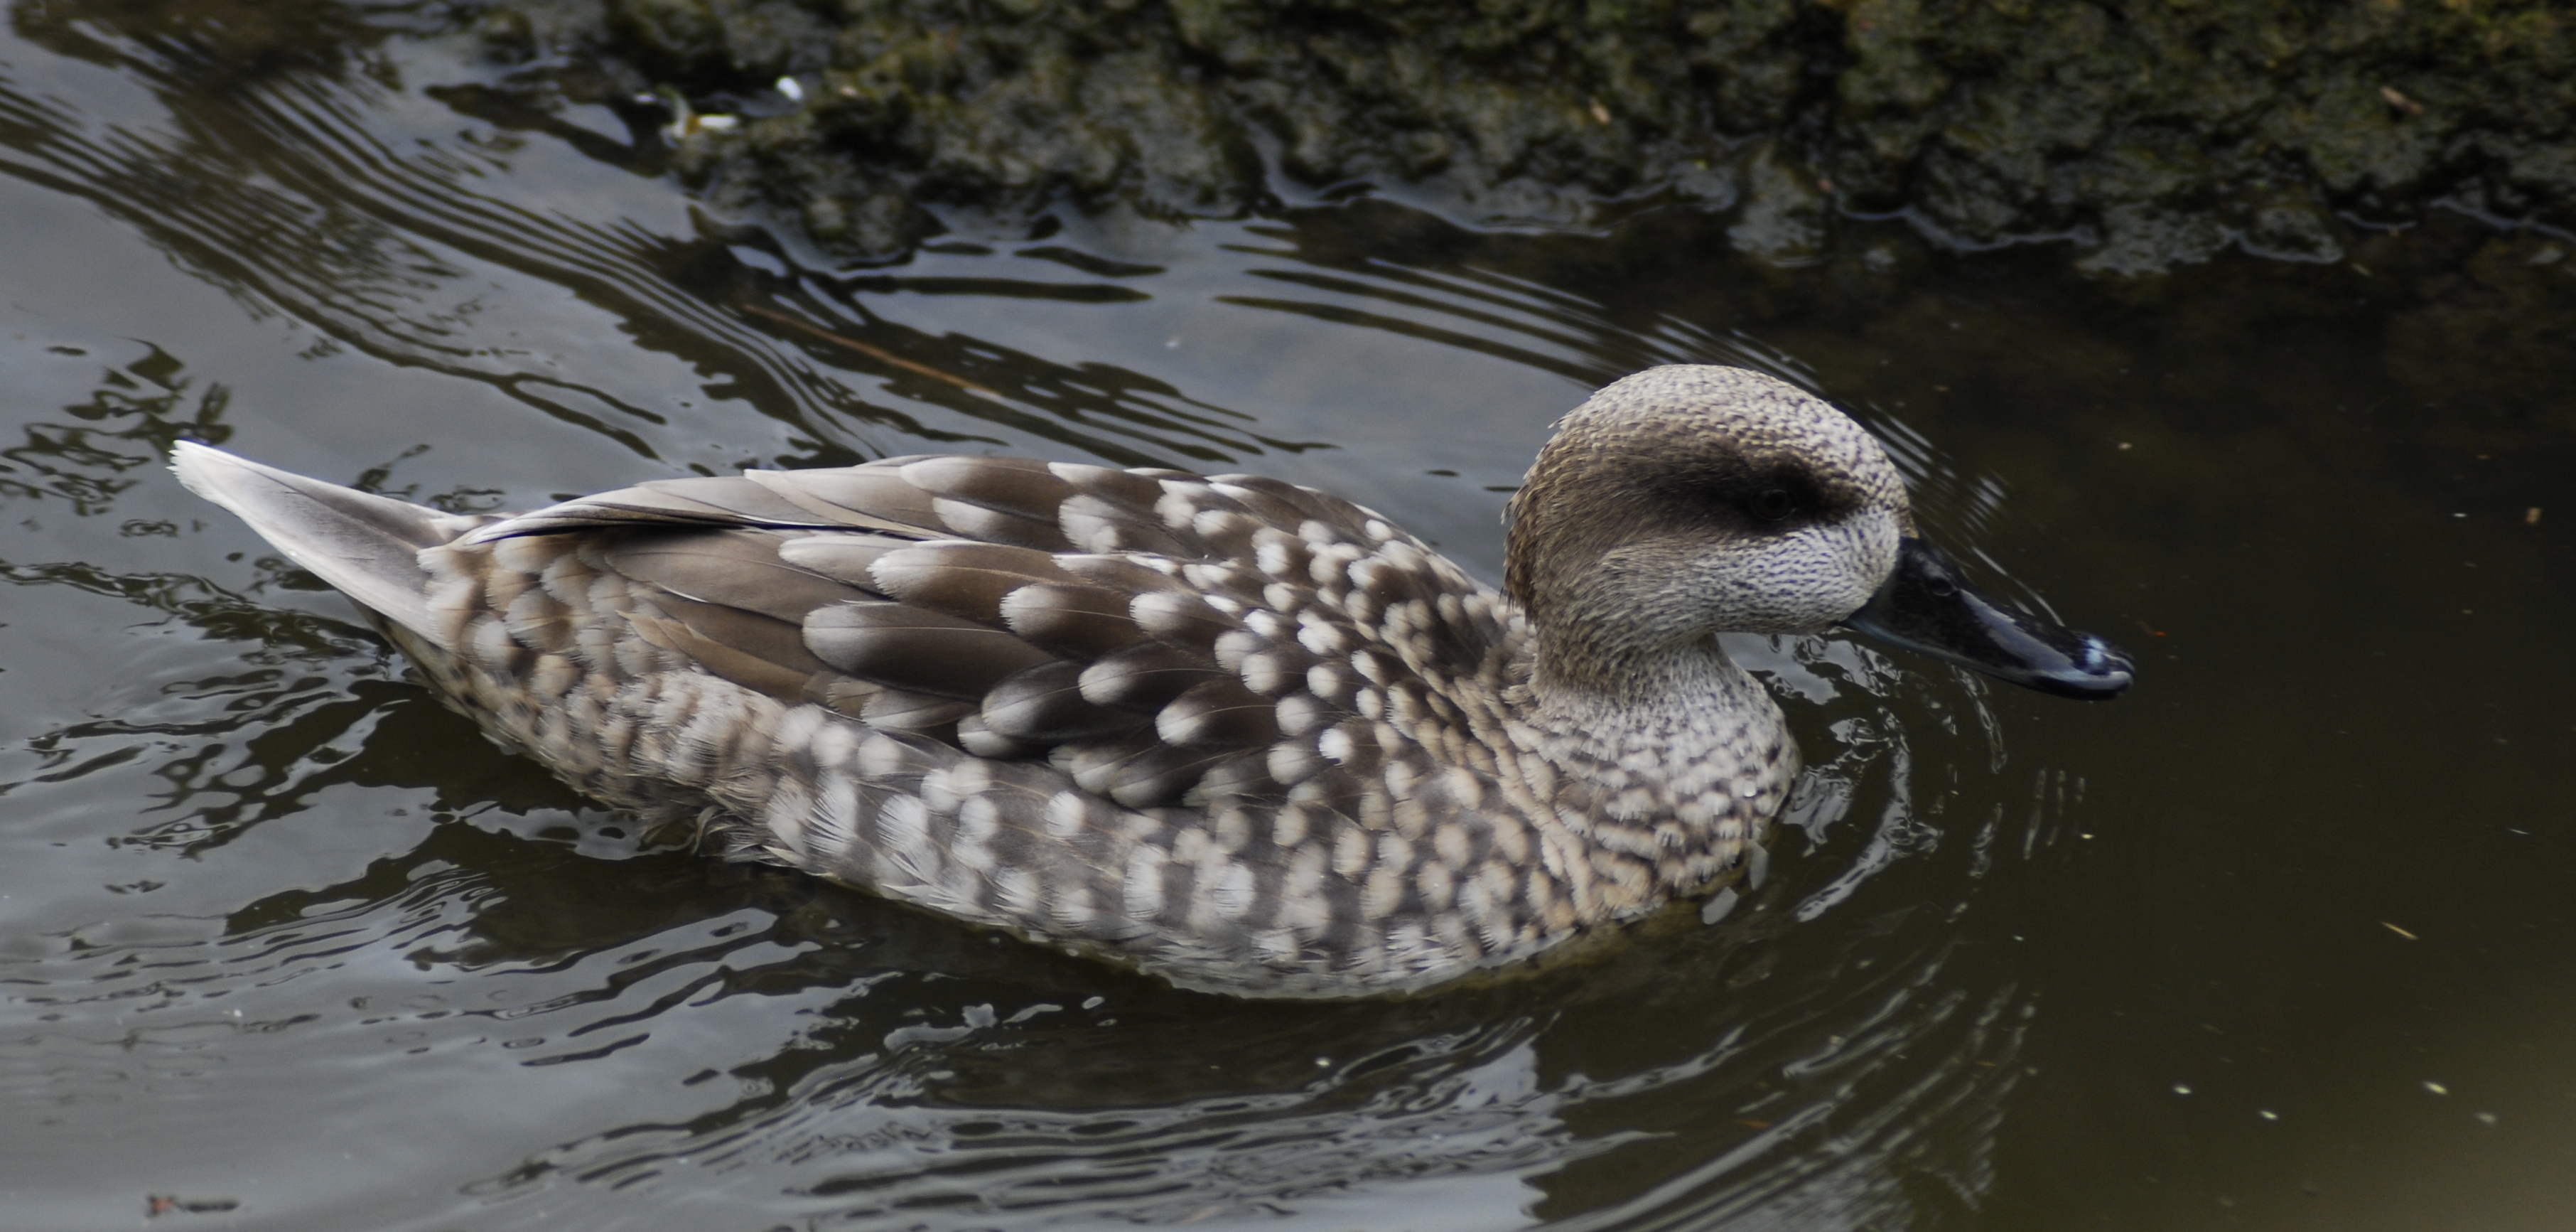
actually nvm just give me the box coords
[1845,508,1902,597]
[1745,515,1892,632]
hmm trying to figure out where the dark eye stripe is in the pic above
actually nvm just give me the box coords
[1637,454,1862,532]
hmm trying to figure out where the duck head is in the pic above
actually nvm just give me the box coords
[1507,365,2133,702]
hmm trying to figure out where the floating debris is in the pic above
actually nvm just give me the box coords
[147,1196,240,1217]
[657,86,741,141]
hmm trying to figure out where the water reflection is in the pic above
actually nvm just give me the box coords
[0,4,2132,1229]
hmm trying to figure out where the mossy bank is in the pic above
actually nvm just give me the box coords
[470,0,2574,272]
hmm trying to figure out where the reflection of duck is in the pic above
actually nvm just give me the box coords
[174,365,2128,996]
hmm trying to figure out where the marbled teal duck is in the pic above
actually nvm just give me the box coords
[173,365,2130,997]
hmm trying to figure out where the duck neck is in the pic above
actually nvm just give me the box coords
[1530,629,1769,735]
[1525,626,1793,866]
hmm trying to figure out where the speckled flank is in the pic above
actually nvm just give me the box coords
[176,365,1916,997]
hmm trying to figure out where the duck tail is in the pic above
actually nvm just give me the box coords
[171,441,468,642]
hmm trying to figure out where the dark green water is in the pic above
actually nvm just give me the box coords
[2,8,2572,1231]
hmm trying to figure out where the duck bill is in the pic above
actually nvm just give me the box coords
[1843,538,2134,700]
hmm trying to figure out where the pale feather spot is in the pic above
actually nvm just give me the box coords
[1295,616,1352,658]
[1415,861,1455,911]
[468,617,520,673]
[1373,723,1408,758]
[1251,928,1300,964]
[1060,496,1134,553]
[1391,795,1432,840]
[1210,862,1259,921]
[1048,880,1099,931]
[935,841,991,910]
[1253,535,1300,578]
[1133,589,1227,638]
[808,718,859,773]
[1434,824,1474,870]
[1357,783,1393,830]
[1430,914,1479,961]
[1613,786,1663,821]
[592,701,639,768]
[670,696,745,787]
[762,779,815,852]
[1308,543,1370,587]
[994,866,1043,920]
[528,653,581,700]
[1361,867,1406,920]
[427,575,482,647]
[921,767,961,814]
[1266,739,1325,786]
[1285,777,1337,805]
[1441,767,1485,811]
[1213,808,1254,852]
[584,572,631,615]
[1332,825,1371,877]
[1271,804,1313,850]
[1349,648,1390,685]
[1153,486,1206,530]
[1212,629,1261,673]
[854,729,926,780]
[1122,848,1168,921]
[1284,847,1332,935]
[1192,508,1253,543]
[1240,650,1300,696]
[490,535,555,574]
[877,793,931,860]
[1385,920,1431,963]
[1044,791,1092,839]
[809,775,861,859]
[953,796,1003,871]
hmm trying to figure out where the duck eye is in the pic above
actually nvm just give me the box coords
[1751,488,1794,521]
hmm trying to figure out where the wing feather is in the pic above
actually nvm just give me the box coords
[606,530,866,623]
[407,454,1481,813]
[805,601,1057,698]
